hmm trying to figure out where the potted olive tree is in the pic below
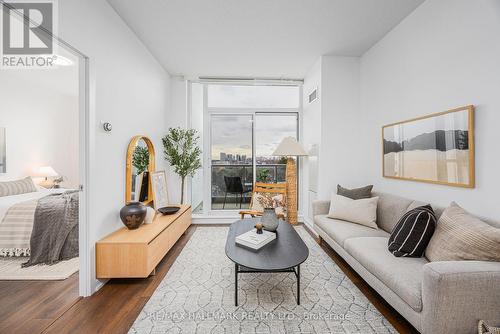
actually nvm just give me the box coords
[162,127,202,204]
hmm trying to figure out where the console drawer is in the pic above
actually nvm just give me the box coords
[96,205,191,278]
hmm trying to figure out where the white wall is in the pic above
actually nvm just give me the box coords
[360,0,500,218]
[303,0,500,221]
[301,56,361,224]
[301,58,321,225]
[0,69,79,188]
[166,77,188,204]
[318,56,362,199]
[59,0,171,294]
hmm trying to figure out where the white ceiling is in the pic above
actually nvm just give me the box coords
[107,0,424,78]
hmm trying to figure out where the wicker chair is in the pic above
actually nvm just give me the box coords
[239,182,287,220]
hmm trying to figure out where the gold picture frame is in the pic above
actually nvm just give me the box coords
[382,105,475,188]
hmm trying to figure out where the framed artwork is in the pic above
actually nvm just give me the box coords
[0,128,5,173]
[151,171,169,210]
[382,105,474,188]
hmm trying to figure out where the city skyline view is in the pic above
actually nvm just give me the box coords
[211,114,298,161]
[212,151,287,165]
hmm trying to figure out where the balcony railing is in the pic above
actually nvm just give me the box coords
[211,164,286,208]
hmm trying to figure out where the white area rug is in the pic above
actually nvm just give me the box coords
[130,227,396,334]
[0,257,79,280]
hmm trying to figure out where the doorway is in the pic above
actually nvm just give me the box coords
[0,6,89,333]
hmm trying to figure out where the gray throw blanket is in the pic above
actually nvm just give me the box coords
[22,190,79,267]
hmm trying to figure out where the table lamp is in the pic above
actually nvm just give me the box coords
[272,137,308,225]
[33,166,59,188]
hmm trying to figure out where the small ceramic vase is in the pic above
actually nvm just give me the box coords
[261,208,279,232]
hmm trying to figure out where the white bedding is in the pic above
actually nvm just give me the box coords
[0,188,64,221]
[0,188,66,256]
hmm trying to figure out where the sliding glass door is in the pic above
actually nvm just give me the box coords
[211,114,253,210]
[255,113,298,184]
[209,113,298,210]
[189,82,301,214]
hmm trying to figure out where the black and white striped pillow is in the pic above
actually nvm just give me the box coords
[388,205,436,257]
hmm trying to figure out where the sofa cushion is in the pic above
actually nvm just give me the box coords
[344,237,428,312]
[373,192,427,233]
[406,200,429,212]
[314,215,389,247]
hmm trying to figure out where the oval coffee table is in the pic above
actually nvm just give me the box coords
[225,218,309,306]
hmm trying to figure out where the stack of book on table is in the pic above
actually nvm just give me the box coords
[235,229,276,251]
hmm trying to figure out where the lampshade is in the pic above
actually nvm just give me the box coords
[33,166,58,178]
[272,137,308,156]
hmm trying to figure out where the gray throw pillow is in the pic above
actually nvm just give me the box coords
[337,184,373,200]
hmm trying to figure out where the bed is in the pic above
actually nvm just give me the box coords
[0,179,79,265]
[0,188,56,256]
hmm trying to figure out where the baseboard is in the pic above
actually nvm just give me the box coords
[193,213,306,225]
[91,279,107,295]
[192,217,235,225]
[303,217,317,236]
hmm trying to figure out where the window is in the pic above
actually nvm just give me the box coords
[208,85,299,108]
[211,114,253,210]
[189,83,301,214]
[255,113,298,184]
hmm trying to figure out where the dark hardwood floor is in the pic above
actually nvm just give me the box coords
[0,272,80,334]
[42,225,197,334]
[1,224,419,333]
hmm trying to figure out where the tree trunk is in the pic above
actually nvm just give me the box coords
[180,176,185,204]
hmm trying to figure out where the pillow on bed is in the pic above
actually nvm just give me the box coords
[0,177,38,197]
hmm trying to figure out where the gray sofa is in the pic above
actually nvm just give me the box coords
[312,192,500,334]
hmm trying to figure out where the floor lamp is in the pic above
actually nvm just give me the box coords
[272,137,308,225]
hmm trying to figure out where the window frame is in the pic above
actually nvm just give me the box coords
[188,81,303,217]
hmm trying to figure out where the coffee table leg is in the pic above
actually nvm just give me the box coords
[297,264,300,305]
[235,263,238,306]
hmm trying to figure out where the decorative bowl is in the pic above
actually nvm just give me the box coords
[158,206,181,215]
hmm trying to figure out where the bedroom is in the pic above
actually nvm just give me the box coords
[0,23,85,326]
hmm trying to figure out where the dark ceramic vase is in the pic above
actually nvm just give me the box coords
[120,202,147,230]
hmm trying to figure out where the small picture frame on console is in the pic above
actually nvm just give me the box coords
[382,105,475,188]
[151,170,170,210]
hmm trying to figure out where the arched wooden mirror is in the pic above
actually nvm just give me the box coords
[125,135,156,205]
